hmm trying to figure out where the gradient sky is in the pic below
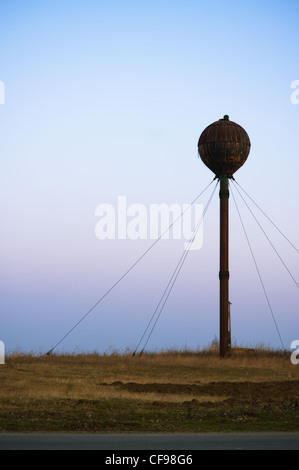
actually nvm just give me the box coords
[0,0,298,354]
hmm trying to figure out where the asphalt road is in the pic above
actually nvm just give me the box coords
[0,432,299,450]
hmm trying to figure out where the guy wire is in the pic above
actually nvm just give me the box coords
[134,179,219,355]
[46,179,215,355]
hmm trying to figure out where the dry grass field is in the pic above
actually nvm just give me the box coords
[0,347,299,432]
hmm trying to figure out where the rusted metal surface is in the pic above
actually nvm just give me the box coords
[219,176,230,357]
[198,115,251,177]
[198,116,250,358]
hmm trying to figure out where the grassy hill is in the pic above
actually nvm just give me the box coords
[0,347,298,432]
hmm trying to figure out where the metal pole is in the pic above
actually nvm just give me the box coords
[219,176,230,357]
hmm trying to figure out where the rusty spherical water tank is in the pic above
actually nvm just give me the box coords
[198,115,251,177]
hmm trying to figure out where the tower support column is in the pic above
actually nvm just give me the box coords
[219,176,231,357]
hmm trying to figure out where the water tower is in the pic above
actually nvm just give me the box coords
[198,115,251,357]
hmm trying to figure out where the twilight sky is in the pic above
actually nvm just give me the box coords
[0,0,298,354]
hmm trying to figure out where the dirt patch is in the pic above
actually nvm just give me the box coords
[101,380,299,407]
[1,353,299,432]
